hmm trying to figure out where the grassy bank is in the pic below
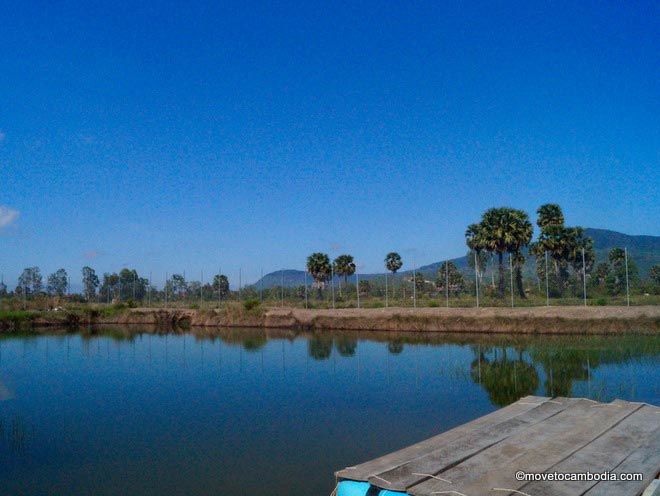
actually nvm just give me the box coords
[1,304,658,334]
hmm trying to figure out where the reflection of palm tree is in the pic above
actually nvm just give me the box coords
[470,347,539,407]
[309,336,333,360]
[335,337,357,357]
[530,348,593,397]
[243,335,268,352]
[387,340,404,355]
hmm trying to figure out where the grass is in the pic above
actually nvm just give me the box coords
[0,309,38,323]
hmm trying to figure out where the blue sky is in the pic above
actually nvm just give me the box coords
[1,1,658,288]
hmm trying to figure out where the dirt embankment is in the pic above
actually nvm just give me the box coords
[93,305,660,334]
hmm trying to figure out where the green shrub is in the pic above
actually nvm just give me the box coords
[595,298,608,306]
[243,298,261,311]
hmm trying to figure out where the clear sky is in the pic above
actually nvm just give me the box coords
[1,1,658,288]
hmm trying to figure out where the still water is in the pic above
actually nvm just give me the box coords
[0,328,658,495]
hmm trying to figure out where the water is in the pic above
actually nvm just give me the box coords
[0,328,658,495]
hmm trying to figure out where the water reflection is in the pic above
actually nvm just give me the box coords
[0,414,30,454]
[63,327,660,404]
[0,327,657,496]
[334,337,357,357]
[308,336,333,360]
[470,347,539,406]
[387,339,404,355]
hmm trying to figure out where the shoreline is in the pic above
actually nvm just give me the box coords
[4,305,658,335]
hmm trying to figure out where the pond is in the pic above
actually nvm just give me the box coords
[0,328,658,495]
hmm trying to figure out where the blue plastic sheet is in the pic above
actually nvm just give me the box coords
[337,480,371,496]
[336,480,410,496]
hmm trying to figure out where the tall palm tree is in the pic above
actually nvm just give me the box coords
[536,204,564,229]
[566,227,594,291]
[509,210,533,298]
[385,252,403,301]
[385,252,403,273]
[467,208,532,298]
[306,253,331,299]
[333,254,356,295]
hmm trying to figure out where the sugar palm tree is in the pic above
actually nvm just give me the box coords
[467,208,532,298]
[536,203,564,229]
[509,210,533,298]
[306,252,331,299]
[385,252,403,301]
[333,254,356,296]
[385,252,403,273]
[466,223,487,285]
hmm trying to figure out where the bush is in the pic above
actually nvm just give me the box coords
[595,298,608,306]
[243,298,261,311]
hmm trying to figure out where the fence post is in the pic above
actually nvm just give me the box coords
[445,260,449,308]
[413,261,417,308]
[331,266,335,309]
[385,272,388,308]
[474,251,480,308]
[544,251,550,306]
[624,247,630,307]
[582,248,587,306]
[509,253,514,308]
[304,270,308,309]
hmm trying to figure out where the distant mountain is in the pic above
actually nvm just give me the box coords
[251,228,659,288]
[584,228,659,276]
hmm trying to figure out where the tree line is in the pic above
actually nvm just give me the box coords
[2,203,658,304]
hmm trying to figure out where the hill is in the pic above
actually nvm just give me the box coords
[251,228,659,288]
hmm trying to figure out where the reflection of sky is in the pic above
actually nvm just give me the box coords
[0,332,657,496]
[0,378,14,401]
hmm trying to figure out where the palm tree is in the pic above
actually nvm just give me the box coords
[306,252,331,299]
[466,224,486,285]
[385,252,403,273]
[333,254,356,296]
[509,210,533,298]
[385,252,403,301]
[467,208,532,298]
[566,227,594,292]
[531,206,591,297]
[536,204,564,229]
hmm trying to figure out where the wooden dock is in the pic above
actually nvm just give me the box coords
[335,396,660,496]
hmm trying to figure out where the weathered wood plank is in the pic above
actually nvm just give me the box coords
[642,480,660,496]
[517,404,660,496]
[367,398,579,491]
[408,399,642,496]
[584,425,660,496]
[335,395,551,481]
